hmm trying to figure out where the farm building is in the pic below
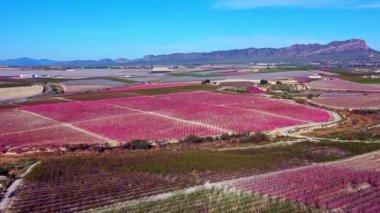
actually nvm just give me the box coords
[151,66,174,73]
[308,75,322,80]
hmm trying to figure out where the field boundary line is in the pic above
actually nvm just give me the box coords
[16,109,121,146]
[53,97,77,102]
[106,104,233,133]
[0,124,63,137]
[73,112,143,124]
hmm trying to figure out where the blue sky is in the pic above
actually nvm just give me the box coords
[1,0,380,60]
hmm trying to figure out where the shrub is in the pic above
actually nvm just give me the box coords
[295,99,305,104]
[64,143,90,152]
[230,132,250,139]
[252,132,269,143]
[238,132,269,144]
[97,143,114,153]
[219,133,231,141]
[0,164,13,176]
[221,87,248,93]
[204,136,214,142]
[123,140,153,150]
[183,134,204,144]
[260,79,268,85]
[201,79,211,84]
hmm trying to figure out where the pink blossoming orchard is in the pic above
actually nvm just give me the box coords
[231,165,380,211]
[0,91,332,152]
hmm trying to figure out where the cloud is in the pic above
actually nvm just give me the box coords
[212,0,380,10]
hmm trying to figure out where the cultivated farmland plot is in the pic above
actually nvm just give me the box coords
[0,125,106,152]
[0,110,57,134]
[232,165,380,212]
[6,143,380,212]
[105,82,198,92]
[330,151,380,172]
[309,93,380,110]
[306,78,380,92]
[62,79,127,94]
[1,91,332,151]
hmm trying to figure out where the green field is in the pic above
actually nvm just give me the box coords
[130,84,218,95]
[264,66,315,73]
[343,77,380,84]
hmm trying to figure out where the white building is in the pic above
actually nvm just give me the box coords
[308,75,322,80]
[151,66,174,73]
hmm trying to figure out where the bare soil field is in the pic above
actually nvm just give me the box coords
[0,85,43,101]
[309,93,380,110]
[62,79,127,93]
[305,78,380,92]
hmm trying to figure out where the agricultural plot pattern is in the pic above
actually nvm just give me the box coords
[105,82,198,92]
[108,187,313,213]
[7,147,380,212]
[232,165,380,212]
[331,151,380,172]
[309,93,380,110]
[306,78,380,92]
[62,79,127,94]
[1,91,331,151]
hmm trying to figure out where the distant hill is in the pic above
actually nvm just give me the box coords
[1,39,379,66]
[0,57,57,66]
[133,39,380,65]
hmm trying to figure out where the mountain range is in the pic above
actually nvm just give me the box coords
[1,39,379,67]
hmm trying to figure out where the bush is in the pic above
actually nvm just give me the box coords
[0,164,13,176]
[64,143,90,152]
[183,135,204,144]
[97,143,114,153]
[220,133,231,141]
[123,140,153,150]
[204,136,214,142]
[238,132,269,144]
[221,87,248,93]
[230,132,250,139]
[253,132,269,143]
[294,99,305,104]
[260,79,268,85]
[202,79,211,84]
